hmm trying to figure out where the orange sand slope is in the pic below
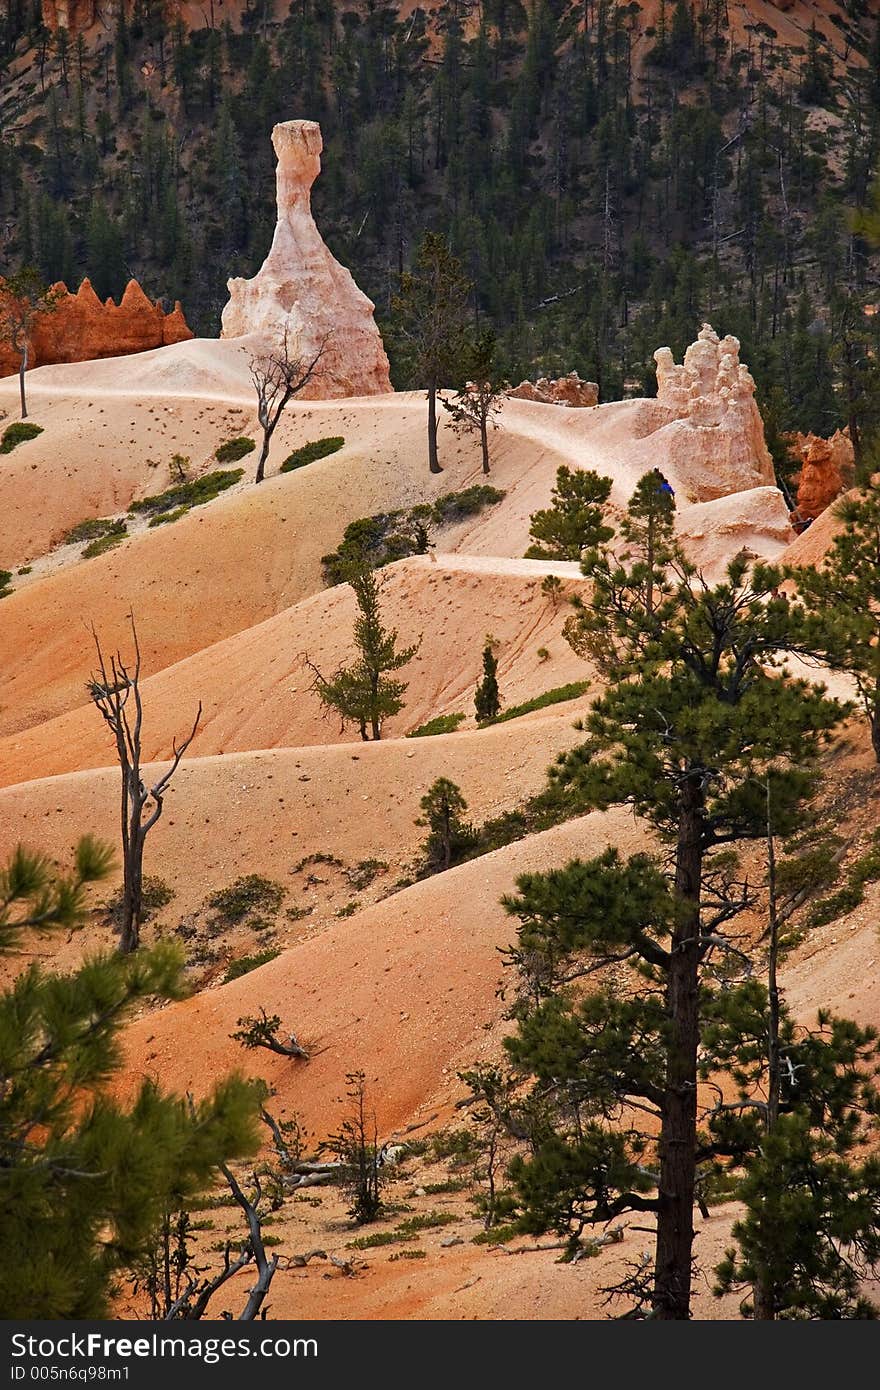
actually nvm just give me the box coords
[0,556,590,785]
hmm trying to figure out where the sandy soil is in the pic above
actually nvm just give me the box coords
[3,332,875,1320]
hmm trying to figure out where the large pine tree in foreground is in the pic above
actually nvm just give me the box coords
[0,840,262,1318]
[496,479,848,1318]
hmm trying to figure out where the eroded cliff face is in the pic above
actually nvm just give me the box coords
[0,278,193,377]
[40,0,97,35]
[788,429,855,520]
[220,120,392,400]
[652,323,776,501]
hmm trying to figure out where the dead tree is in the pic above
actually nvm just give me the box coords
[0,268,62,419]
[88,617,200,954]
[142,1167,281,1321]
[250,328,328,483]
[232,1008,310,1059]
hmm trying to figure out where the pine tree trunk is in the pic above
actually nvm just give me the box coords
[427,382,442,473]
[480,416,490,474]
[18,341,28,420]
[871,706,880,764]
[653,771,703,1319]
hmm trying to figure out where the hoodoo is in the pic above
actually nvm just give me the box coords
[0,277,193,378]
[652,323,776,500]
[221,120,393,399]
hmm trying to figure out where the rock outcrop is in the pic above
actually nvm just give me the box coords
[787,428,854,521]
[652,323,775,501]
[507,372,599,408]
[40,0,97,34]
[0,278,193,378]
[221,120,392,399]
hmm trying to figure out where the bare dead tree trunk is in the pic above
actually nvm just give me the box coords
[89,616,200,953]
[251,328,328,483]
[754,777,782,1322]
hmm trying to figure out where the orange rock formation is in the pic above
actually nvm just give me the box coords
[0,278,193,378]
[40,0,97,33]
[507,372,599,407]
[789,428,855,521]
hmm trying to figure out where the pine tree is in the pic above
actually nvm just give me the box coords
[474,641,501,723]
[391,231,472,474]
[525,465,613,561]
[0,842,261,1318]
[441,329,506,474]
[498,525,845,1317]
[418,776,475,873]
[789,484,880,762]
[309,564,420,740]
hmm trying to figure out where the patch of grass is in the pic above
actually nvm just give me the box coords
[206,875,285,926]
[0,421,42,453]
[224,947,281,982]
[130,469,244,518]
[292,852,344,873]
[148,504,190,527]
[214,437,254,463]
[82,521,127,558]
[321,488,506,585]
[430,1130,481,1162]
[806,832,880,928]
[279,436,344,472]
[63,516,120,544]
[347,859,388,890]
[388,1249,427,1261]
[420,1179,469,1195]
[407,712,466,738]
[472,1222,521,1245]
[336,900,360,918]
[103,876,174,928]
[348,1211,457,1249]
[430,485,505,525]
[348,1229,410,1250]
[483,681,590,726]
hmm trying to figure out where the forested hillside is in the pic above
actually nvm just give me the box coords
[2,1,880,447]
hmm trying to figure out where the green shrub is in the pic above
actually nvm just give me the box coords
[0,422,43,454]
[205,874,285,926]
[0,570,12,599]
[224,948,281,982]
[103,876,174,928]
[321,488,505,585]
[430,486,505,525]
[130,469,243,518]
[82,520,127,558]
[214,437,255,463]
[279,436,344,473]
[63,517,119,544]
[346,858,388,890]
[482,680,590,725]
[407,712,466,738]
[806,835,880,928]
[17,565,31,575]
[148,505,190,527]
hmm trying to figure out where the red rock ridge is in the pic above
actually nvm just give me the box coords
[0,277,193,378]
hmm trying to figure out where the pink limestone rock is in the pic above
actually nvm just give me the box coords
[221,120,392,400]
[652,323,775,501]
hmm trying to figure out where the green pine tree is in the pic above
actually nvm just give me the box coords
[525,465,613,561]
[309,564,420,740]
[474,641,501,723]
[390,231,472,474]
[0,841,262,1318]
